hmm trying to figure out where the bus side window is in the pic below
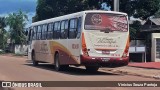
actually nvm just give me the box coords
[37,25,42,40]
[42,25,45,40]
[53,22,60,39]
[64,20,68,39]
[45,24,48,40]
[35,26,38,40]
[60,20,65,39]
[77,17,82,39]
[48,23,53,39]
[42,24,47,40]
[52,23,55,39]
[33,26,37,40]
[32,28,35,40]
[69,18,77,39]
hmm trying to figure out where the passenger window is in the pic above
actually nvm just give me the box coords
[48,23,53,39]
[77,17,82,38]
[69,18,77,39]
[32,27,36,40]
[44,24,48,40]
[42,25,45,40]
[60,20,68,39]
[37,26,42,40]
[53,22,60,39]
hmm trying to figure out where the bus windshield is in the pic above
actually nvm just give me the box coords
[85,13,128,32]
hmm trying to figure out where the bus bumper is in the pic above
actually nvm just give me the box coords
[81,55,129,67]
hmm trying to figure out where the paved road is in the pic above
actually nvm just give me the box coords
[0,55,159,90]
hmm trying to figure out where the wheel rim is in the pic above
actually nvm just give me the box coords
[55,54,59,69]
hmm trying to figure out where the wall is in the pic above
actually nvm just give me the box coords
[14,45,28,55]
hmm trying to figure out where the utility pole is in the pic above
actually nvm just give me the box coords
[113,0,119,11]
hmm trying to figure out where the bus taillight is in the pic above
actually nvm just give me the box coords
[122,35,130,58]
[82,33,89,56]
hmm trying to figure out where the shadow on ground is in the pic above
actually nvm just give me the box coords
[25,60,123,76]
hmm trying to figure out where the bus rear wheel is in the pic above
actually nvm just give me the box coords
[85,66,99,72]
[32,52,38,66]
[54,53,69,71]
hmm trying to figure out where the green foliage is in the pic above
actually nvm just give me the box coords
[34,0,160,21]
[0,17,7,50]
[34,0,88,21]
[129,20,142,40]
[133,0,160,20]
[154,9,160,18]
[7,10,28,45]
[129,27,137,40]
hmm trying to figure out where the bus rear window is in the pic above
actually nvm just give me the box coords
[85,13,128,32]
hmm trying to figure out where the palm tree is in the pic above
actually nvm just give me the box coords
[7,10,28,52]
[0,17,7,50]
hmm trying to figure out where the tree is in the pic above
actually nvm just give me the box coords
[133,0,160,20]
[7,10,28,45]
[154,9,160,18]
[0,17,7,50]
[129,27,137,40]
[34,0,88,21]
[129,20,142,40]
[34,0,160,21]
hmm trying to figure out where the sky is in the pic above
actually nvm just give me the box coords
[0,0,37,28]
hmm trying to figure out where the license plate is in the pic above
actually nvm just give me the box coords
[102,50,110,54]
[102,58,110,61]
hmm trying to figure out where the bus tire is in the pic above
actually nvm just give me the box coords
[85,66,99,72]
[54,53,61,71]
[54,53,69,71]
[32,51,38,66]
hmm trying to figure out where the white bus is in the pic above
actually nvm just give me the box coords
[28,10,129,72]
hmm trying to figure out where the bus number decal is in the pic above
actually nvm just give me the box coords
[72,44,79,49]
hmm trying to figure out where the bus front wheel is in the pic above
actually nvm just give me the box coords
[54,53,61,71]
[32,52,38,66]
[85,66,99,72]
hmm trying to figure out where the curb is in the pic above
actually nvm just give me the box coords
[101,68,160,80]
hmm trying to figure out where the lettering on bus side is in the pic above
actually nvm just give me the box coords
[97,38,116,44]
[72,44,79,49]
[40,41,48,52]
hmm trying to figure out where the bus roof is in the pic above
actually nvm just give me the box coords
[31,10,127,26]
